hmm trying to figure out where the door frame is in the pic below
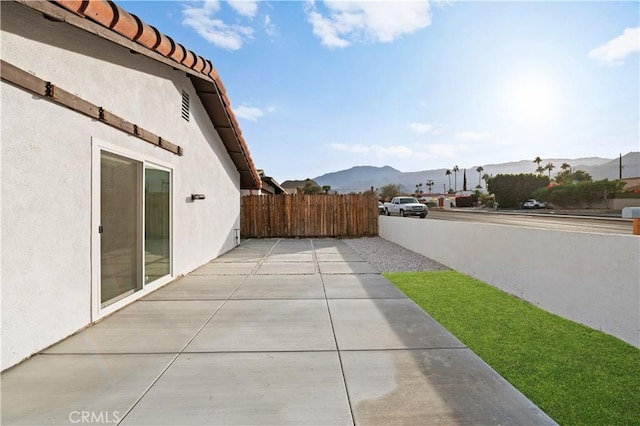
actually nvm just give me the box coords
[91,138,174,321]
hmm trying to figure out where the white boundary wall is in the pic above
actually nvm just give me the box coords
[380,216,640,348]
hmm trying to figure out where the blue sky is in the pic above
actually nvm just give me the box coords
[120,1,639,183]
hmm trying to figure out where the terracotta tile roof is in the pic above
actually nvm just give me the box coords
[31,0,261,189]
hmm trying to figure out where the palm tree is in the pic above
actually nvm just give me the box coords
[482,173,491,188]
[533,156,542,172]
[476,166,484,187]
[453,165,459,192]
[445,169,452,192]
[560,162,571,172]
[536,166,545,176]
[545,162,555,178]
[426,180,434,193]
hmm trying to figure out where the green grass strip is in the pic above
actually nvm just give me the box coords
[384,270,640,425]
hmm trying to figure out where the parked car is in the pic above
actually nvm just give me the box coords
[384,197,428,218]
[523,199,546,209]
[378,201,386,215]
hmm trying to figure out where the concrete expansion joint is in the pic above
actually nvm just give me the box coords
[248,238,279,276]
[113,255,265,423]
[317,258,356,424]
[39,351,182,356]
[310,239,321,275]
[180,349,341,354]
[338,347,470,353]
[257,272,317,276]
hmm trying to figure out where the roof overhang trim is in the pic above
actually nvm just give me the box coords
[16,0,261,190]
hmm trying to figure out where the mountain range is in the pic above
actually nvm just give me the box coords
[292,152,640,194]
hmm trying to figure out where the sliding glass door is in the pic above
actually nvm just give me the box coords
[100,151,142,306]
[144,167,171,284]
[99,149,172,308]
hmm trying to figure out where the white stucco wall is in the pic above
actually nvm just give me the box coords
[1,3,242,370]
[380,216,640,348]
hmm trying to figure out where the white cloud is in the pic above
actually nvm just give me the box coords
[431,0,454,9]
[455,131,491,141]
[408,122,443,134]
[305,7,351,48]
[428,143,470,158]
[264,14,277,37]
[331,143,416,158]
[182,1,254,50]
[588,27,640,66]
[330,142,470,160]
[234,105,269,121]
[304,1,432,49]
[228,0,258,18]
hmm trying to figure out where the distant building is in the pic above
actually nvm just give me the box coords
[620,177,640,193]
[242,170,288,195]
[281,179,321,194]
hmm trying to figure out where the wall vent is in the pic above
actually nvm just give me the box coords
[181,90,190,122]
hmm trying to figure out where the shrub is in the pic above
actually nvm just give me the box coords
[487,174,550,208]
[534,180,625,208]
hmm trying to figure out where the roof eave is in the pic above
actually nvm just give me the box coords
[189,75,260,190]
[18,0,261,190]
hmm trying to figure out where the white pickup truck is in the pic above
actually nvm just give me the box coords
[523,199,547,209]
[384,197,428,218]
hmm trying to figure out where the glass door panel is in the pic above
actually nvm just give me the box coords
[100,151,142,306]
[144,168,171,284]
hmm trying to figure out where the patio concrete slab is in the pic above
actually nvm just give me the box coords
[3,237,555,426]
[270,242,313,254]
[191,262,258,275]
[44,301,223,354]
[312,238,344,247]
[316,252,366,262]
[319,261,378,274]
[341,349,556,425]
[314,245,357,254]
[329,299,465,350]
[121,352,352,426]
[323,274,407,299]
[233,239,277,249]
[226,247,272,255]
[313,239,354,249]
[269,249,314,256]
[265,253,314,262]
[223,243,273,253]
[1,353,174,425]
[256,261,316,275]
[211,253,265,263]
[232,275,324,299]
[185,300,336,352]
[143,275,244,300]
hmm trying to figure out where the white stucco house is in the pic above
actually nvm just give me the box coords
[1,0,261,370]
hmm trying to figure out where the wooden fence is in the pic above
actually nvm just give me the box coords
[241,193,379,238]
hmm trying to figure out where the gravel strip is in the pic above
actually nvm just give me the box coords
[343,236,450,273]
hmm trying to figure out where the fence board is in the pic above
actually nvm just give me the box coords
[241,193,378,238]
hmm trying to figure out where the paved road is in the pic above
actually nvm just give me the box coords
[426,209,634,235]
